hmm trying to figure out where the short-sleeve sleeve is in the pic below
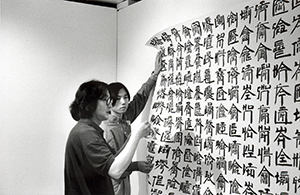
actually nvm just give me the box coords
[81,130,115,176]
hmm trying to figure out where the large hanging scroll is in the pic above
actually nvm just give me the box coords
[146,0,300,194]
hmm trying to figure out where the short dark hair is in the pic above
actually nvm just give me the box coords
[69,80,108,121]
[108,82,130,106]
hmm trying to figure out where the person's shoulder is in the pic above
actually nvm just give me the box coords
[74,122,96,133]
[68,124,101,147]
[72,121,102,140]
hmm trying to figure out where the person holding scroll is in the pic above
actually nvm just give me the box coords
[65,80,152,195]
[101,51,162,195]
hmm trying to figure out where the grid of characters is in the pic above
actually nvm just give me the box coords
[146,0,300,194]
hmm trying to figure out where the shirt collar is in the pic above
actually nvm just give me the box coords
[108,114,123,124]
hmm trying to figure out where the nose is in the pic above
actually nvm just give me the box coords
[120,97,127,104]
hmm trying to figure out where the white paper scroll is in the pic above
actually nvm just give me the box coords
[146,0,300,194]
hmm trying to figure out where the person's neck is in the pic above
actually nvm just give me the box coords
[90,117,102,126]
[111,110,123,119]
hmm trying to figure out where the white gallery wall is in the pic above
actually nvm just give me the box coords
[0,0,117,194]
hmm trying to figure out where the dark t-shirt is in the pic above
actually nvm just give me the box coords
[64,119,116,195]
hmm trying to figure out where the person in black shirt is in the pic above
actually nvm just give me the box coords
[64,80,151,195]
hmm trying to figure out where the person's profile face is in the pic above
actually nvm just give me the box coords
[92,91,112,124]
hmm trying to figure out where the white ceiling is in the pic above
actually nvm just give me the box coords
[66,0,140,9]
